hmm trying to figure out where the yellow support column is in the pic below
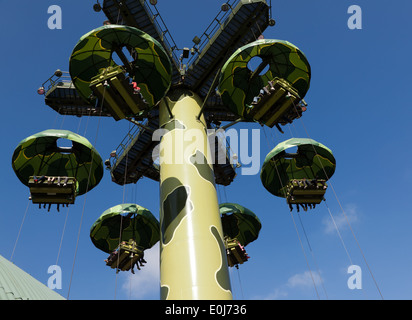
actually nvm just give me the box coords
[158,88,232,300]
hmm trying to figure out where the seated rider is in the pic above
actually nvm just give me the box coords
[131,81,147,104]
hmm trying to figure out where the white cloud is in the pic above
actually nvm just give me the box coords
[261,288,288,300]
[120,243,160,300]
[258,270,324,300]
[322,204,359,235]
[287,271,322,289]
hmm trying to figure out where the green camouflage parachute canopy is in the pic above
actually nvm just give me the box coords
[220,203,261,247]
[90,203,160,254]
[69,24,172,108]
[260,138,336,198]
[11,129,103,196]
[218,39,311,120]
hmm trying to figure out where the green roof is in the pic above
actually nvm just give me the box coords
[0,255,65,300]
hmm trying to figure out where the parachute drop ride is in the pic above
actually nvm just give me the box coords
[69,24,172,121]
[220,203,261,268]
[11,130,103,211]
[218,39,311,133]
[260,138,336,212]
[90,203,160,273]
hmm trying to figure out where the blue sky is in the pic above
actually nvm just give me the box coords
[1,0,412,300]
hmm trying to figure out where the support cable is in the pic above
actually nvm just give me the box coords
[236,266,245,299]
[290,100,384,300]
[55,107,90,267]
[229,267,236,300]
[196,67,222,120]
[296,212,328,299]
[55,207,70,266]
[262,128,320,299]
[10,200,30,262]
[114,121,132,300]
[67,85,105,300]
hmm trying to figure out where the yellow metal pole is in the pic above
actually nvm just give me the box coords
[158,88,232,300]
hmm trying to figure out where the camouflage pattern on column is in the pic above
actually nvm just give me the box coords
[158,88,232,300]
